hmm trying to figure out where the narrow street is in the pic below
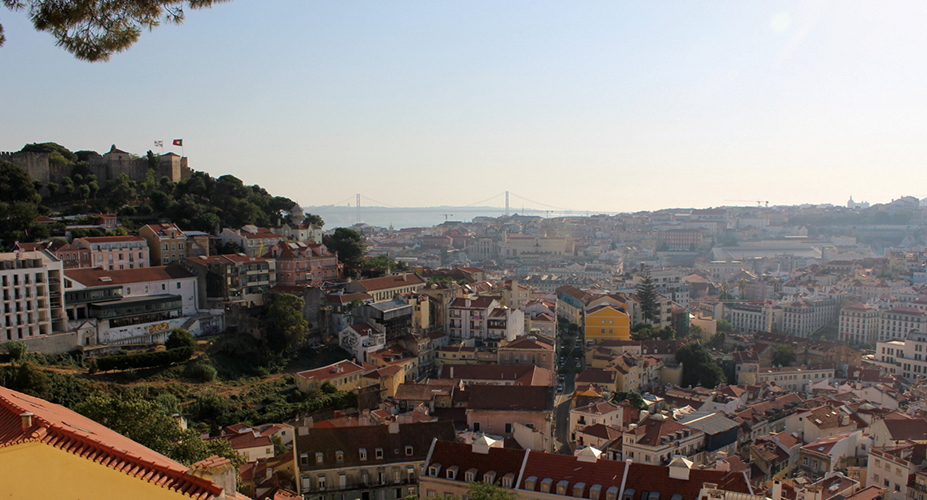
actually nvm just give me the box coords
[552,332,584,454]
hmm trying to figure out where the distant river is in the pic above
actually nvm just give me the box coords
[300,205,554,229]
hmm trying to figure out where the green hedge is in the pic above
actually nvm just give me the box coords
[96,347,194,372]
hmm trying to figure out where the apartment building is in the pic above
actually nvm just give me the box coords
[727,302,775,334]
[878,307,927,341]
[840,303,880,345]
[584,304,631,344]
[754,364,835,392]
[876,332,927,383]
[263,241,340,285]
[622,416,706,466]
[138,223,187,266]
[73,235,149,271]
[345,273,426,302]
[295,421,455,500]
[0,251,66,341]
[219,225,284,257]
[183,254,275,308]
[781,297,838,338]
[447,296,501,340]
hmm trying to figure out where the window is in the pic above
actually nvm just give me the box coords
[375,448,384,459]
[405,446,413,456]
[505,423,513,433]
[316,452,324,464]
[300,453,309,466]
[360,448,367,461]
[317,475,326,491]
[336,451,344,463]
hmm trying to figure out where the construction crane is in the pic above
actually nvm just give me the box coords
[725,199,769,207]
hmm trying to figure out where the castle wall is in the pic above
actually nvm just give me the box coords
[1,151,51,184]
[5,150,190,186]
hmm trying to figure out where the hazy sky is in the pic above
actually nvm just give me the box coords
[2,1,926,213]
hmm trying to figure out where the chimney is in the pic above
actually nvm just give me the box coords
[20,412,34,430]
[388,421,400,434]
[772,481,783,500]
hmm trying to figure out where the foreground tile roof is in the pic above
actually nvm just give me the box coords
[0,386,223,500]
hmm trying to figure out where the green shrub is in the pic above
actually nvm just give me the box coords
[185,362,217,383]
[96,346,194,372]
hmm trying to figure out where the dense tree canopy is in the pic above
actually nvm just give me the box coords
[676,342,726,389]
[324,227,365,278]
[635,269,658,324]
[772,343,796,367]
[266,293,309,352]
[1,0,231,62]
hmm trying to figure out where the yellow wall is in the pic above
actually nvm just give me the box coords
[584,306,630,343]
[0,441,195,500]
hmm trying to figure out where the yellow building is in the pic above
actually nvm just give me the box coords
[584,304,630,343]
[139,222,188,266]
[0,385,246,500]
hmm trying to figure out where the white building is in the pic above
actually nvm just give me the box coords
[63,265,221,345]
[338,322,386,363]
[839,303,880,345]
[755,364,835,392]
[0,251,66,341]
[727,302,774,334]
[876,332,927,383]
[878,307,927,341]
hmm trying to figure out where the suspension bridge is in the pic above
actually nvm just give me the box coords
[311,191,595,227]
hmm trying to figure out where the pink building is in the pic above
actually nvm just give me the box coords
[263,241,340,285]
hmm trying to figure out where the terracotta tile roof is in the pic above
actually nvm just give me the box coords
[576,368,616,385]
[501,337,553,350]
[394,383,453,401]
[449,296,498,309]
[577,423,622,441]
[187,254,269,265]
[353,273,424,292]
[425,439,527,482]
[630,417,703,447]
[466,385,550,411]
[0,386,223,500]
[64,264,194,286]
[326,292,372,304]
[438,364,552,386]
[844,486,886,500]
[517,446,751,500]
[295,360,364,381]
[572,401,618,417]
[294,421,455,471]
[882,418,927,441]
[77,235,146,243]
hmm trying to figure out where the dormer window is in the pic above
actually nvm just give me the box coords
[375,448,384,459]
[316,452,324,464]
[465,469,477,482]
[525,477,537,491]
[446,466,458,480]
[405,445,414,456]
[541,478,553,493]
[428,464,442,477]
[360,448,367,461]
[336,451,344,463]
[502,474,515,488]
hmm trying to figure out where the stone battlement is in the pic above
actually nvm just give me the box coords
[3,146,192,186]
